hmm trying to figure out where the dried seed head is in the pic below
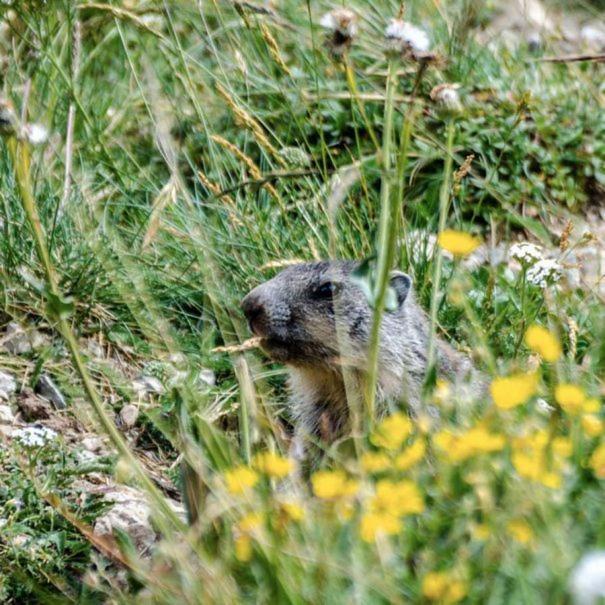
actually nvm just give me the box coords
[430,83,463,114]
[559,220,573,252]
[384,18,430,57]
[320,8,358,56]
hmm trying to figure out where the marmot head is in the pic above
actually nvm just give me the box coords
[241,261,412,367]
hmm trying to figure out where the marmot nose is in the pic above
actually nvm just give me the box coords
[241,292,267,336]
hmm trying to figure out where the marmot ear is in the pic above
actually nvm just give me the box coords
[389,271,412,308]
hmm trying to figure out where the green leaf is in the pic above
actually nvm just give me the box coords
[45,290,75,320]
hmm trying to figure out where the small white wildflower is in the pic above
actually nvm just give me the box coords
[509,242,544,266]
[319,8,358,38]
[430,83,463,114]
[14,426,57,448]
[385,19,430,54]
[23,123,49,146]
[570,551,605,605]
[526,258,562,288]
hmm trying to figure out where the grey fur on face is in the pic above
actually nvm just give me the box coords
[241,260,476,447]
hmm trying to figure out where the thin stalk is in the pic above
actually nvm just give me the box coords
[426,119,456,379]
[344,58,381,152]
[364,59,398,427]
[6,137,184,532]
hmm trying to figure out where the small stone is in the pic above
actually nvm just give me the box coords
[197,368,216,388]
[81,435,109,455]
[0,370,16,401]
[0,404,14,424]
[132,375,164,396]
[93,486,156,553]
[2,321,47,355]
[119,404,139,429]
[35,374,67,410]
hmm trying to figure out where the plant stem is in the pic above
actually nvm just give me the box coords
[426,119,456,381]
[364,59,398,427]
[344,58,381,152]
[6,137,184,532]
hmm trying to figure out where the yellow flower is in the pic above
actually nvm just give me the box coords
[437,229,481,257]
[234,534,252,562]
[590,443,605,479]
[281,502,305,522]
[359,512,402,542]
[540,471,562,489]
[524,325,562,362]
[433,379,451,406]
[252,452,293,478]
[508,520,534,544]
[422,572,467,603]
[582,415,603,438]
[511,431,568,488]
[360,451,391,473]
[370,412,412,450]
[371,480,424,516]
[311,470,359,500]
[555,384,586,414]
[224,466,259,495]
[238,512,263,533]
[583,398,601,414]
[512,451,542,481]
[490,373,538,410]
[552,437,572,458]
[470,523,490,541]
[433,426,505,462]
[394,440,426,471]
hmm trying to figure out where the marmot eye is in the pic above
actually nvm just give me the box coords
[313,281,339,299]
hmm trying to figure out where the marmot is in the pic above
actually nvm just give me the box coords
[241,260,477,448]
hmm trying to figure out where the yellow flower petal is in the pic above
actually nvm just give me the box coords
[224,466,259,495]
[490,373,538,410]
[252,451,293,478]
[524,325,562,362]
[437,229,481,257]
[370,412,412,450]
[554,384,586,415]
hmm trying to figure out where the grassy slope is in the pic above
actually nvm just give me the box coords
[0,0,604,602]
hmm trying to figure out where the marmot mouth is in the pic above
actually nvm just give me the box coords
[259,336,341,366]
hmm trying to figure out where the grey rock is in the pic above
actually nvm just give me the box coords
[118,404,139,429]
[0,370,16,401]
[2,321,47,355]
[35,374,67,410]
[0,403,15,424]
[132,375,164,396]
[197,367,216,388]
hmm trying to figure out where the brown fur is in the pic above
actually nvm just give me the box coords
[241,261,479,453]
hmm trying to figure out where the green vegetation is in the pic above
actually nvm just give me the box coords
[0,1,604,603]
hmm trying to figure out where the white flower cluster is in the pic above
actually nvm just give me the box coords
[509,242,544,266]
[319,8,358,38]
[385,19,430,54]
[14,426,57,448]
[526,258,562,288]
[570,551,605,605]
